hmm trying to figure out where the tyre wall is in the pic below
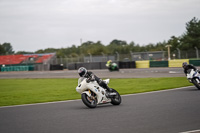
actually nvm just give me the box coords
[66,59,200,70]
[168,59,189,67]
[0,65,34,72]
[68,61,136,70]
[118,61,136,68]
[136,61,150,68]
[189,60,200,66]
[150,61,168,67]
[1,59,200,71]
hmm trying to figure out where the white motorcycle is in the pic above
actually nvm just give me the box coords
[186,69,200,90]
[76,77,121,108]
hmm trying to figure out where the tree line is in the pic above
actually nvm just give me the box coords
[0,17,200,58]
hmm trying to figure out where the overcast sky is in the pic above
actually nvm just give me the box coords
[0,0,200,52]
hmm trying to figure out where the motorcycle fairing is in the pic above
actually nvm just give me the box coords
[76,78,110,104]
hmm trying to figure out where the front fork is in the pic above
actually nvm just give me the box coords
[195,78,200,84]
[87,89,96,101]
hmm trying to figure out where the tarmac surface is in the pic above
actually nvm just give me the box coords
[1,67,200,133]
[1,86,200,133]
[0,67,190,79]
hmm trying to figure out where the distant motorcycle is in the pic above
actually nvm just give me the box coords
[106,62,119,71]
[186,69,200,90]
[76,77,121,108]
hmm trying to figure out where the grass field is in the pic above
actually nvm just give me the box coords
[0,77,191,107]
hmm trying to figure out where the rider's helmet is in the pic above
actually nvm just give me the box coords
[107,60,112,64]
[182,62,188,69]
[78,67,87,77]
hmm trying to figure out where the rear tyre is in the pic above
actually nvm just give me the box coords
[116,67,119,71]
[110,89,121,105]
[192,79,200,90]
[81,93,97,108]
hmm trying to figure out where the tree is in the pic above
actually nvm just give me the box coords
[180,17,200,50]
[2,43,14,55]
[0,44,6,55]
[167,36,180,52]
[35,49,44,53]
[107,39,128,54]
[16,51,34,54]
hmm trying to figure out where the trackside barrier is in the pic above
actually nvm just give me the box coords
[168,59,189,67]
[1,66,28,72]
[2,59,199,71]
[50,64,64,70]
[67,62,107,70]
[0,65,34,72]
[150,61,168,67]
[136,61,150,68]
[67,62,136,70]
[189,60,200,66]
[118,61,136,68]
[67,60,200,70]
[76,62,107,70]
[67,63,76,70]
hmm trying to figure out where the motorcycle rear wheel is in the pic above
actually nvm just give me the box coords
[81,93,97,108]
[110,89,121,105]
[192,79,200,90]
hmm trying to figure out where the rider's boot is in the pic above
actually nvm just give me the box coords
[105,85,112,92]
[105,85,116,98]
[99,80,113,97]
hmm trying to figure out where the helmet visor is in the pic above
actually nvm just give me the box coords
[79,71,85,77]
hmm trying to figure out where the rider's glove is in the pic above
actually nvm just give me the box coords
[90,75,95,81]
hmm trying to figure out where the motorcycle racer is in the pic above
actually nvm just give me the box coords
[106,60,112,69]
[182,62,200,75]
[78,67,113,93]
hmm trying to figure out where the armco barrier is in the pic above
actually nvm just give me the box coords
[136,61,150,68]
[168,59,189,67]
[189,60,200,66]
[150,61,168,67]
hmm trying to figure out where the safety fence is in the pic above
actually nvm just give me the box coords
[67,59,200,70]
[0,59,200,72]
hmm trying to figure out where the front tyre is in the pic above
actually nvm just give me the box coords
[81,93,97,108]
[192,78,200,90]
[110,89,121,105]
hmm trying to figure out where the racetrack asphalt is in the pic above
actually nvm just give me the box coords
[1,86,200,133]
[0,67,189,79]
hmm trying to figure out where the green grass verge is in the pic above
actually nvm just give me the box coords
[0,77,191,107]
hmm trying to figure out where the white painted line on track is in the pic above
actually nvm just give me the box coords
[122,86,194,97]
[0,86,194,109]
[169,71,182,74]
[180,129,200,133]
[0,99,81,109]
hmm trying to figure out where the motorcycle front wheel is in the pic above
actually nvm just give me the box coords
[110,89,121,105]
[192,78,200,90]
[81,93,97,108]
